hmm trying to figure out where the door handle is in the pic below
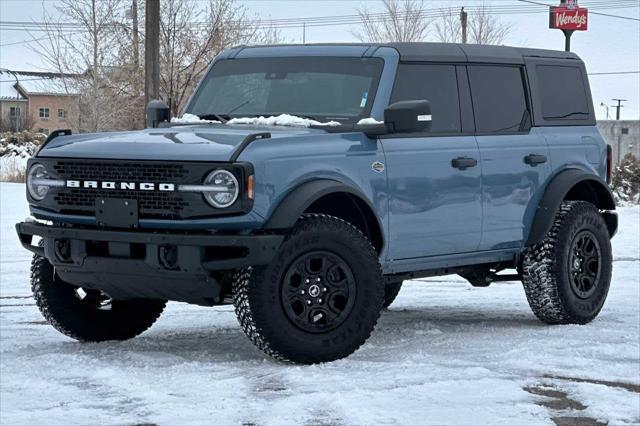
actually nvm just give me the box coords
[524,154,547,166]
[451,157,478,170]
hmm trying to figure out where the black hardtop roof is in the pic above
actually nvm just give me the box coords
[232,42,581,64]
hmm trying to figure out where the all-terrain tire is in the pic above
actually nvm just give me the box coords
[232,214,385,364]
[32,252,166,342]
[383,281,403,309]
[522,201,612,325]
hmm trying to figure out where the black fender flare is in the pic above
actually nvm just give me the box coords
[525,169,616,246]
[263,179,383,232]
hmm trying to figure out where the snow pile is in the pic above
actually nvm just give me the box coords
[357,117,384,125]
[227,114,341,127]
[170,113,220,124]
[0,132,44,182]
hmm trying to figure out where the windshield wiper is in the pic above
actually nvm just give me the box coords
[199,114,229,123]
[226,98,254,116]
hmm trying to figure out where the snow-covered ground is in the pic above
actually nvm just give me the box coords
[1,182,638,425]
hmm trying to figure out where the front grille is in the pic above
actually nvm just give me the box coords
[54,189,190,215]
[52,161,192,219]
[53,161,189,182]
[33,158,252,222]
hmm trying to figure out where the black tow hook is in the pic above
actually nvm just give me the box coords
[54,239,72,263]
[159,245,179,270]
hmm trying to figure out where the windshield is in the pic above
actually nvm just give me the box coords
[186,57,384,123]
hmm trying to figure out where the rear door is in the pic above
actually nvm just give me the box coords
[382,63,482,259]
[528,61,604,177]
[468,65,551,250]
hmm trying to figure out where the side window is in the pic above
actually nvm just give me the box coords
[468,66,528,134]
[536,65,590,121]
[390,64,461,133]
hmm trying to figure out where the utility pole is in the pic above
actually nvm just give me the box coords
[611,98,627,120]
[131,0,142,126]
[132,0,140,76]
[302,22,306,44]
[460,7,468,44]
[145,0,160,108]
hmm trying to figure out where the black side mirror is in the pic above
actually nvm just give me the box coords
[146,100,171,128]
[384,100,432,133]
[356,100,432,138]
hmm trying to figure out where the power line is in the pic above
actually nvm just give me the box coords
[0,0,637,48]
[1,0,637,32]
[588,71,640,75]
[516,0,640,21]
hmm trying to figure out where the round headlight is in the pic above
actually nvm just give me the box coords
[27,164,51,201]
[202,169,239,208]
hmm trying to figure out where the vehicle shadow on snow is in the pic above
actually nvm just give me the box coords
[378,306,543,328]
[27,306,546,365]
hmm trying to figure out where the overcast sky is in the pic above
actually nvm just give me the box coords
[1,0,638,119]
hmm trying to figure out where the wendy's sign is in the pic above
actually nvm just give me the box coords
[549,0,588,31]
[549,0,588,51]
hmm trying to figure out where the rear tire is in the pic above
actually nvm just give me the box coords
[32,251,166,342]
[522,201,612,324]
[232,214,384,363]
[383,281,403,308]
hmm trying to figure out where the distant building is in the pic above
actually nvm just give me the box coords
[597,120,640,166]
[0,70,81,135]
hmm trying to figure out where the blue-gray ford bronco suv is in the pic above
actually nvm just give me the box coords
[16,43,617,363]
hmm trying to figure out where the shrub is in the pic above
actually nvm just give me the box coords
[611,153,640,205]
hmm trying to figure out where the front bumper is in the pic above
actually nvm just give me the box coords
[16,221,284,305]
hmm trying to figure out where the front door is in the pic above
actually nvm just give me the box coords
[384,135,482,259]
[382,63,482,260]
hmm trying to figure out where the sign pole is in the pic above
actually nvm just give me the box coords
[562,29,574,51]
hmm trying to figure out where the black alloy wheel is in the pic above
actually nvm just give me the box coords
[568,230,602,299]
[281,251,357,333]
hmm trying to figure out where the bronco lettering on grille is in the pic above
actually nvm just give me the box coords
[65,180,176,191]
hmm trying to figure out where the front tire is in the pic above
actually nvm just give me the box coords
[232,214,384,363]
[32,252,166,342]
[522,201,612,324]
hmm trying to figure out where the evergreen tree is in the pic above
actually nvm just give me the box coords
[611,153,640,204]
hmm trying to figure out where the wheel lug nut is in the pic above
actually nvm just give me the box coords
[305,278,310,283]
[323,287,327,292]
[316,277,321,282]
[300,290,305,295]
[307,300,312,305]
[318,298,323,303]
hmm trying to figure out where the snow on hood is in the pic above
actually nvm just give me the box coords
[357,117,383,125]
[170,113,220,124]
[227,114,340,127]
[171,113,340,128]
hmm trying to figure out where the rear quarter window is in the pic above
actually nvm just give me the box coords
[536,65,590,121]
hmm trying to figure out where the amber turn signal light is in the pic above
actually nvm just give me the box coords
[247,175,254,199]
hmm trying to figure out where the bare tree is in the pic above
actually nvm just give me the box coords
[435,4,511,45]
[352,0,432,43]
[32,0,138,132]
[434,7,461,43]
[160,0,283,116]
[468,4,511,45]
[32,0,282,129]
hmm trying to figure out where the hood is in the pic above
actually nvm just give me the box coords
[37,125,328,162]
